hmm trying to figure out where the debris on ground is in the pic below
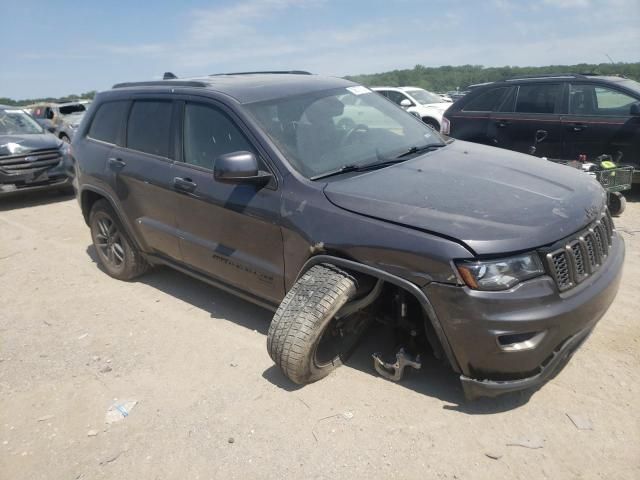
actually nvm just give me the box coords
[228,437,235,444]
[485,451,503,460]
[87,430,98,437]
[566,413,593,430]
[105,400,137,424]
[506,436,545,449]
[99,450,125,466]
[99,365,112,374]
[37,415,54,422]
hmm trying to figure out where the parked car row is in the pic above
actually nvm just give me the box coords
[28,100,91,143]
[442,74,640,183]
[0,105,72,195]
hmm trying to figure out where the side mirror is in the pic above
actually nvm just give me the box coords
[630,102,640,116]
[400,99,413,108]
[213,151,272,185]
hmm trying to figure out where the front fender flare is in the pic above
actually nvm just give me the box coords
[297,254,460,373]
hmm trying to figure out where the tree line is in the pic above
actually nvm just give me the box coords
[2,62,639,105]
[346,62,640,93]
[0,91,97,107]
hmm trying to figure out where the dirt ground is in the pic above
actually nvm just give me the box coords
[1,188,639,480]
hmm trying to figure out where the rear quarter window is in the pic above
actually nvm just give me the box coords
[88,101,129,145]
[461,87,509,112]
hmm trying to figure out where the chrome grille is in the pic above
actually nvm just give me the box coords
[570,242,585,277]
[545,209,615,292]
[0,150,62,173]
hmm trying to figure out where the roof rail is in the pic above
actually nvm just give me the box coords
[112,80,208,89]
[209,70,312,76]
[505,73,596,81]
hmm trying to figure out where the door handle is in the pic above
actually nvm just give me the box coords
[173,177,197,193]
[494,120,510,128]
[569,123,588,132]
[107,157,126,169]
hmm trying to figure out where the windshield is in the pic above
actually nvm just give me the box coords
[0,109,44,135]
[245,87,444,178]
[59,104,86,115]
[406,89,443,105]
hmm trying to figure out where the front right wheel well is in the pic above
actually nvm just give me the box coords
[295,255,455,369]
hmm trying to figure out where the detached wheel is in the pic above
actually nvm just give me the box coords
[267,264,368,384]
[89,199,149,280]
[608,191,626,216]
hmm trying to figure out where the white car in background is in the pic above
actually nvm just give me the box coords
[372,86,451,130]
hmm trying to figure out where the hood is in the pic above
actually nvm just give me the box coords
[324,141,606,255]
[0,134,62,157]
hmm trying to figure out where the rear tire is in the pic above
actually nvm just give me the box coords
[422,118,440,131]
[267,264,360,384]
[89,199,149,280]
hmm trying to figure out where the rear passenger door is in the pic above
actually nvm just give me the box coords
[562,83,640,163]
[451,86,512,144]
[171,99,285,304]
[109,99,183,261]
[490,83,564,158]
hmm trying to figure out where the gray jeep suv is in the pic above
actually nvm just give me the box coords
[72,72,624,399]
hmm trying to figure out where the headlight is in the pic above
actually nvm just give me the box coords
[456,253,544,291]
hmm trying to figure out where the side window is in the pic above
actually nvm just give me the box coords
[594,86,637,115]
[462,87,509,112]
[32,106,44,118]
[88,101,129,145]
[183,103,256,170]
[387,91,411,106]
[126,101,173,157]
[515,84,562,114]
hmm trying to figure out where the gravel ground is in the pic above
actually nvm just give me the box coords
[1,188,639,480]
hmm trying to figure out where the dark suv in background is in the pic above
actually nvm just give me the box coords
[73,72,623,399]
[442,74,640,182]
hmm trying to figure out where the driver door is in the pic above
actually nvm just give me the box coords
[172,99,285,304]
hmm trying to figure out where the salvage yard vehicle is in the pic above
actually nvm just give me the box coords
[442,74,640,184]
[73,72,624,399]
[0,105,72,195]
[372,86,451,130]
[30,101,90,143]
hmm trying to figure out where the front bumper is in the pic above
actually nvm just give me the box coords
[425,233,625,399]
[0,158,71,196]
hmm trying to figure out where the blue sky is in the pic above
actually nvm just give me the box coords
[1,0,639,99]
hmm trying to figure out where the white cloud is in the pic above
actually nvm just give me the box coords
[542,0,590,7]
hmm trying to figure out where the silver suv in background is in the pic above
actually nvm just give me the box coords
[29,100,91,142]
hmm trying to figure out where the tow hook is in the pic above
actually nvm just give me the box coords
[372,348,422,381]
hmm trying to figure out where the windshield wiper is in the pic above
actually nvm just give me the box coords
[310,144,447,180]
[310,164,362,180]
[394,143,445,159]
